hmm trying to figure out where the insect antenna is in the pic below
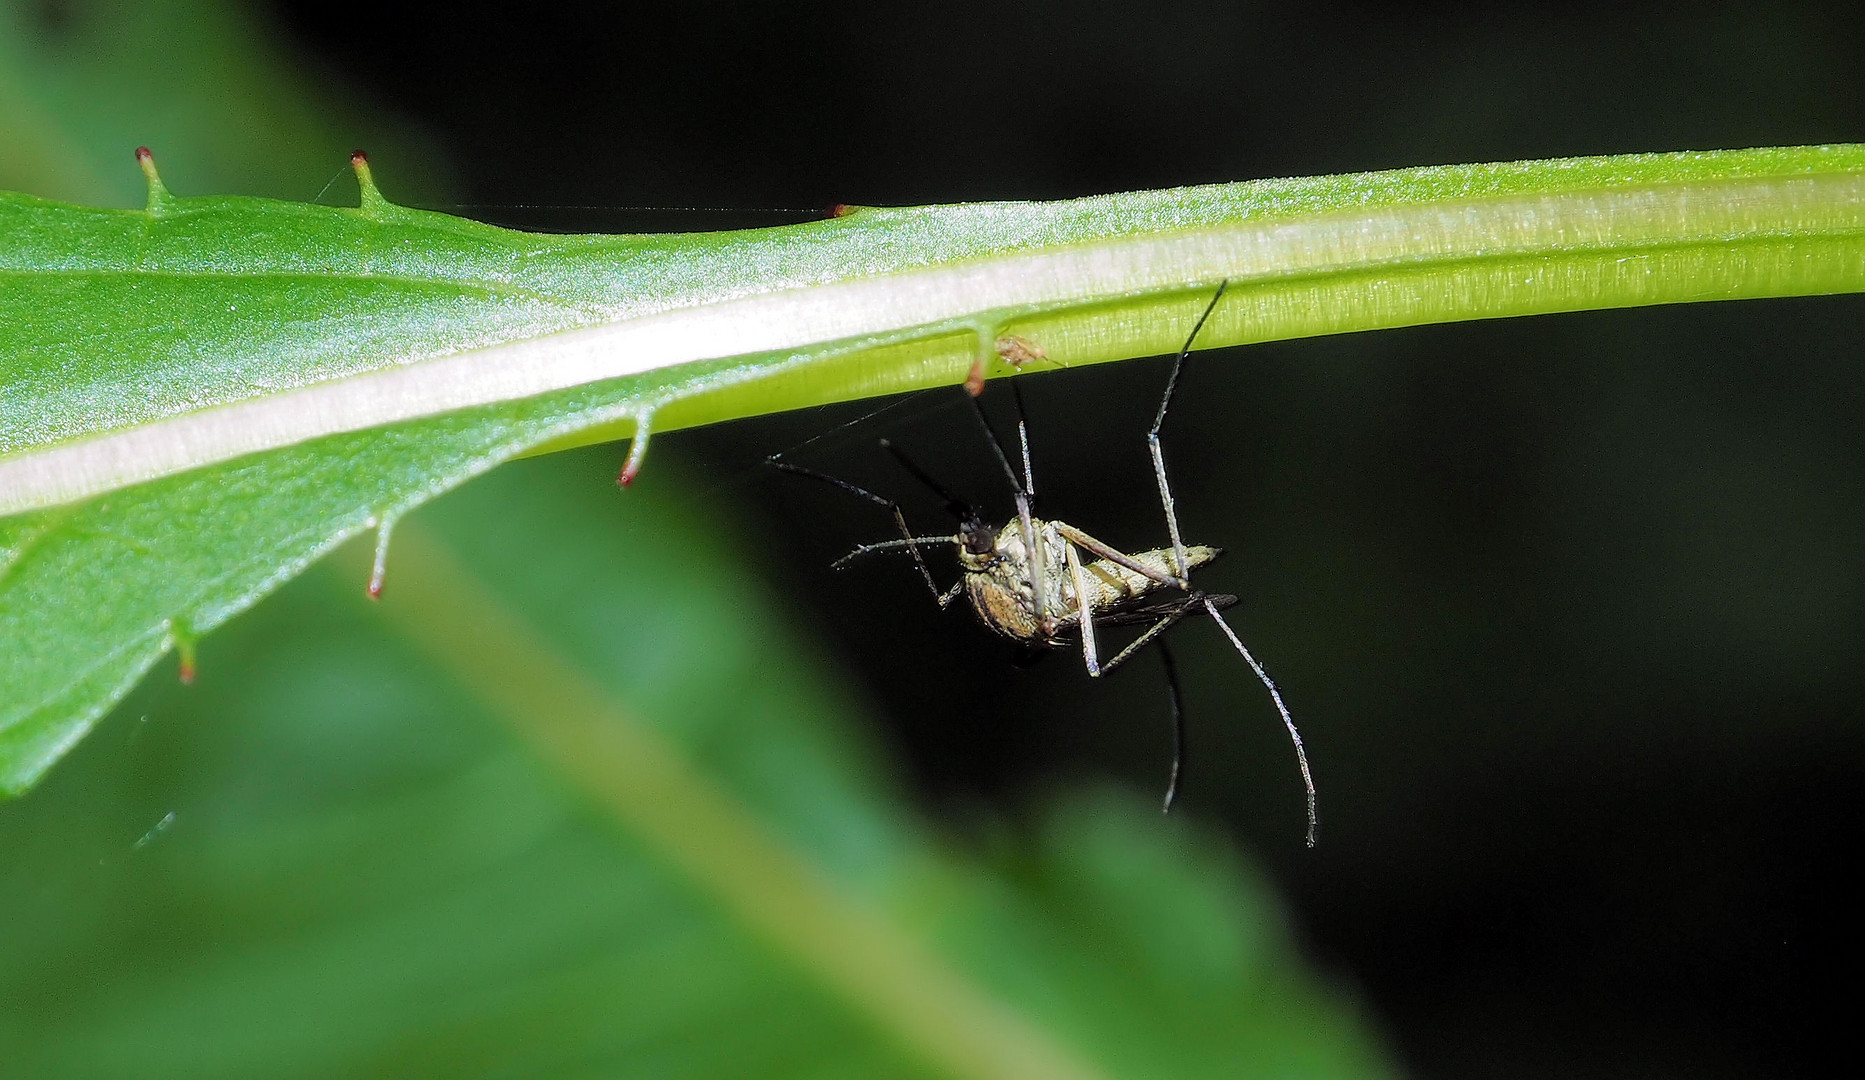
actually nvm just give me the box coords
[766,457,952,608]
[830,535,960,569]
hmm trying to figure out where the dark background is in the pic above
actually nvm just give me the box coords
[269,3,1863,1075]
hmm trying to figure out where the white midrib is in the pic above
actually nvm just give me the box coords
[3,172,1861,517]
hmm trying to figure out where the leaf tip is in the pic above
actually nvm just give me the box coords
[135,146,173,215]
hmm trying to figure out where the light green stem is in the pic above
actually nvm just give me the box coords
[564,167,1865,450]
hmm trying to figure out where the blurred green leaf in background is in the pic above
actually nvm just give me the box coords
[0,3,1391,1076]
[0,450,1390,1078]
[0,0,445,205]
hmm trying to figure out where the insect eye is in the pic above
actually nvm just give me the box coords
[961,521,995,555]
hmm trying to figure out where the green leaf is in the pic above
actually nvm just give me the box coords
[5,144,1865,793]
[0,450,1392,1079]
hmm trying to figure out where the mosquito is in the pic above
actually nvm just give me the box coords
[771,282,1318,845]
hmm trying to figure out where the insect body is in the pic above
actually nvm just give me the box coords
[773,283,1318,844]
[964,517,1217,644]
[959,513,1225,676]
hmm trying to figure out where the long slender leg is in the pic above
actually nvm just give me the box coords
[1202,597,1317,848]
[767,459,948,608]
[1150,441,1187,582]
[879,439,974,521]
[1096,594,1205,675]
[1052,521,1186,591]
[1063,539,1101,676]
[961,389,1038,509]
[1010,379,1037,501]
[1006,386,1045,625]
[1138,283,1315,844]
[1015,491,1044,627]
[1159,640,1186,813]
[964,393,1048,627]
[965,394,1024,497]
[1150,281,1230,579]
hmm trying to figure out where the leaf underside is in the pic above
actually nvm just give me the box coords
[4,144,1865,793]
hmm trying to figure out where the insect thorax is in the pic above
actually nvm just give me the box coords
[960,519,1069,643]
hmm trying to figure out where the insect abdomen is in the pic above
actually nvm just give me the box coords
[1082,544,1223,605]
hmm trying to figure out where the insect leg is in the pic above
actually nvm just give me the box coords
[872,438,1039,618]
[962,380,1040,503]
[1010,379,1037,500]
[1201,597,1317,848]
[1159,640,1186,813]
[965,393,1047,627]
[1007,389,1045,626]
[1150,281,1230,580]
[1095,594,1204,675]
[878,439,974,520]
[1063,539,1102,675]
[965,394,1025,497]
[1052,521,1184,590]
[766,459,949,609]
[1016,491,1045,627]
